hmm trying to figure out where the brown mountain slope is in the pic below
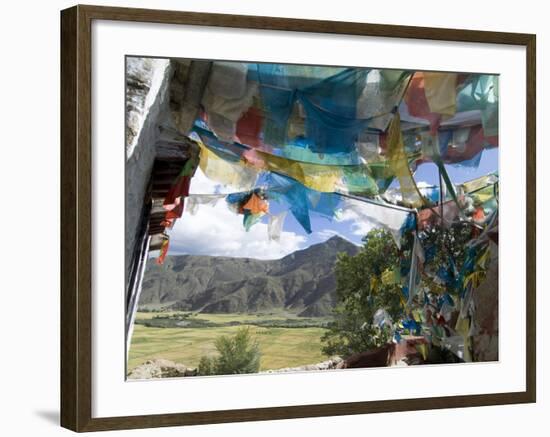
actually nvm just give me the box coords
[138,235,360,316]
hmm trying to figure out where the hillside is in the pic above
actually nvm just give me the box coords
[138,235,359,316]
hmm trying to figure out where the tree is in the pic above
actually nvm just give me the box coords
[418,221,477,294]
[198,327,261,376]
[321,221,478,359]
[321,229,406,357]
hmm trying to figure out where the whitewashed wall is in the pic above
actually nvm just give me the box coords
[125,58,171,278]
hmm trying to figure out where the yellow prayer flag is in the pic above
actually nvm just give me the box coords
[423,72,458,117]
[387,114,424,208]
[198,142,259,191]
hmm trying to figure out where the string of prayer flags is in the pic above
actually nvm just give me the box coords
[156,153,201,261]
[197,141,259,191]
[423,72,458,117]
[252,65,412,154]
[407,233,425,307]
[456,74,499,137]
[299,68,370,154]
[268,211,288,241]
[460,173,498,194]
[236,106,263,148]
[419,130,461,209]
[255,63,349,148]
[163,176,191,211]
[242,192,269,214]
[195,126,381,195]
[261,172,313,234]
[224,190,270,232]
[201,62,258,142]
[185,194,225,215]
[338,196,414,248]
[356,70,412,124]
[156,239,169,265]
[165,201,185,221]
[417,201,460,230]
[243,211,264,231]
[280,141,362,166]
[387,113,425,208]
[243,147,379,194]
[404,72,444,133]
[163,156,198,210]
[442,125,497,168]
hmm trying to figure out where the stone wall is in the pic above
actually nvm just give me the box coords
[125,58,171,281]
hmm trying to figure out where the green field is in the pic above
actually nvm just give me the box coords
[128,312,330,372]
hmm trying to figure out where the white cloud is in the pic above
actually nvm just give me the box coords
[167,198,306,260]
[187,166,218,194]
[335,208,376,236]
[383,181,435,203]
[316,229,347,241]
[188,165,253,195]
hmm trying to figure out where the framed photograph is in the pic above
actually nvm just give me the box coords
[60,4,536,432]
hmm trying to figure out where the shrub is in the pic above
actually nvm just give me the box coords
[198,356,216,376]
[197,327,261,376]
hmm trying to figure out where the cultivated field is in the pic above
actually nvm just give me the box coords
[128,312,330,372]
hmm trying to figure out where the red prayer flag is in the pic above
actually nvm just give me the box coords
[165,198,185,220]
[163,175,191,210]
[156,239,170,265]
[472,207,486,222]
[404,72,442,134]
[445,125,484,163]
[236,107,264,148]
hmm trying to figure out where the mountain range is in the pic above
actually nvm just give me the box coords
[138,235,360,317]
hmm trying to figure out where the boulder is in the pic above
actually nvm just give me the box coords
[128,359,196,379]
[260,357,343,373]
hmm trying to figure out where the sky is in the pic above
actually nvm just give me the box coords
[162,147,498,260]
[166,166,367,260]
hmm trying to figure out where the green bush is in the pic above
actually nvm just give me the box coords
[198,327,261,376]
[197,356,216,376]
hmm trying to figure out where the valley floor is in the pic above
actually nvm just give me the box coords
[128,312,330,372]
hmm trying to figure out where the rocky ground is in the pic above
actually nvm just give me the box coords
[259,357,343,373]
[127,359,198,379]
[127,357,344,379]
